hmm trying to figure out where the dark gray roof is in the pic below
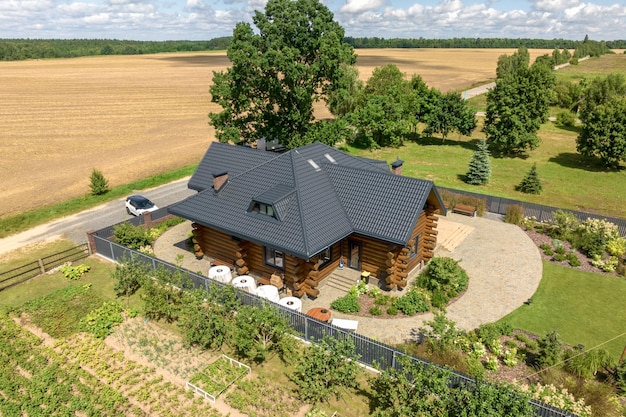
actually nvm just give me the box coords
[169,142,443,259]
[187,142,275,192]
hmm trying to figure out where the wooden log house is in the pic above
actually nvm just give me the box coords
[169,142,446,297]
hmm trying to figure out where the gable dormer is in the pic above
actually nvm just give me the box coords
[247,184,295,222]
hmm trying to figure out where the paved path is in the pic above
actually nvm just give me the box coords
[153,213,543,345]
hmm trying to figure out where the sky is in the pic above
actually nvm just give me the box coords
[0,0,624,42]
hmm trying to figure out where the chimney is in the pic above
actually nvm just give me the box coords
[213,170,228,192]
[391,159,404,176]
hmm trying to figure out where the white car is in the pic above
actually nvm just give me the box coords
[125,195,158,216]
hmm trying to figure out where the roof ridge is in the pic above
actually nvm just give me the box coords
[291,149,312,257]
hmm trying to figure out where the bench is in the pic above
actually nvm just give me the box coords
[331,318,359,332]
[452,203,477,217]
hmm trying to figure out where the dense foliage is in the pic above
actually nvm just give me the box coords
[0,38,231,61]
[369,355,535,417]
[417,256,469,307]
[2,36,622,62]
[209,0,356,149]
[292,336,361,404]
[483,47,555,155]
[344,36,626,50]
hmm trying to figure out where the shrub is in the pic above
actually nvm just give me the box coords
[89,168,110,196]
[475,322,511,343]
[466,356,485,378]
[504,339,518,349]
[484,355,499,371]
[330,293,360,313]
[516,163,542,194]
[386,305,398,315]
[553,253,566,262]
[567,252,581,267]
[550,209,580,240]
[564,348,614,379]
[591,255,619,272]
[393,288,429,315]
[556,111,576,127]
[503,348,519,367]
[417,257,469,304]
[504,204,525,225]
[536,331,563,368]
[577,218,620,258]
[113,221,151,250]
[430,289,448,309]
[606,236,626,257]
[369,306,383,316]
[613,360,626,393]
[60,263,91,279]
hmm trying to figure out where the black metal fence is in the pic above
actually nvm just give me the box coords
[0,243,89,291]
[439,186,626,236]
[91,233,576,417]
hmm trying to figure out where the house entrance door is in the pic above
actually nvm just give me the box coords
[348,241,361,270]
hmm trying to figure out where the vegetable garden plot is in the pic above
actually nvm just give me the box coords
[187,355,250,402]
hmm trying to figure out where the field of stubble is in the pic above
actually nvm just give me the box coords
[0,48,554,217]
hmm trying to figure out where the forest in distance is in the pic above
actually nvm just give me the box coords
[1,36,625,61]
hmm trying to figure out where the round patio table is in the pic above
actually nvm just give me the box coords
[306,307,332,322]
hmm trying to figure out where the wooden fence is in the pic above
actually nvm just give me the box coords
[0,243,89,291]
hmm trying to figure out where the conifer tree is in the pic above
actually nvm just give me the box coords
[516,163,542,194]
[465,139,491,185]
[89,168,109,196]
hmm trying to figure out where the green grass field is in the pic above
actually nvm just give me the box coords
[345,117,626,218]
[499,261,626,361]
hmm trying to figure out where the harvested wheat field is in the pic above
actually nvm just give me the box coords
[0,48,553,217]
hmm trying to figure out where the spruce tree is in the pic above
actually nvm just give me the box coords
[516,163,542,194]
[465,139,491,185]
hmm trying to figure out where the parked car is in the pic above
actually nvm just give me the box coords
[125,195,158,216]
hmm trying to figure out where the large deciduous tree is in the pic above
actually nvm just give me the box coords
[576,97,626,168]
[209,0,356,149]
[347,64,413,149]
[424,91,476,141]
[483,47,555,155]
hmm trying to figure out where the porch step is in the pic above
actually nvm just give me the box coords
[321,271,360,293]
[437,222,474,253]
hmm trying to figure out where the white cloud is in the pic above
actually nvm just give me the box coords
[340,0,385,14]
[530,0,580,12]
[83,12,110,24]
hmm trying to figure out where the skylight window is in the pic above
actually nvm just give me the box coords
[307,159,321,171]
[324,153,337,164]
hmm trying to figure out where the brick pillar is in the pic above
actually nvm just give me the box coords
[86,230,96,255]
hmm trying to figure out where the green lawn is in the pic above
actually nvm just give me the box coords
[499,261,626,361]
[0,256,118,310]
[344,117,626,218]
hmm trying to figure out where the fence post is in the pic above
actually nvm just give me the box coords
[86,230,97,255]
[37,259,45,274]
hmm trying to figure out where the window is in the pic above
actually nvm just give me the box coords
[250,202,276,218]
[265,247,284,269]
[409,235,419,258]
[317,247,332,269]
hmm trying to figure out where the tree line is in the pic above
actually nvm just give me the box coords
[345,36,626,50]
[0,37,232,61]
[1,33,622,61]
